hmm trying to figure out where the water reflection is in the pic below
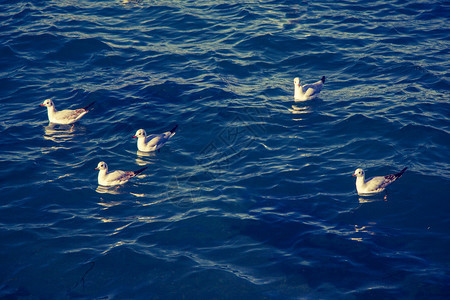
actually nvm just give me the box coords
[43,123,85,143]
[289,105,311,113]
[350,224,376,242]
[135,151,158,166]
[135,197,167,206]
[358,194,387,203]
[96,185,124,195]
[136,150,157,157]
[121,0,143,4]
[96,188,168,207]
[41,124,76,154]
[289,104,311,121]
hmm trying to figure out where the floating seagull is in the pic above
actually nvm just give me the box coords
[133,125,178,152]
[294,76,325,101]
[95,161,147,186]
[40,99,95,125]
[352,167,407,196]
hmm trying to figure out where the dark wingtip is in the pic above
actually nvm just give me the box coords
[321,76,326,83]
[83,101,95,111]
[133,167,148,176]
[396,167,408,178]
[170,124,178,133]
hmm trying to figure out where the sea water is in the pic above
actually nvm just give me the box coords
[0,0,449,298]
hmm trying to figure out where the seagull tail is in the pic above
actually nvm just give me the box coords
[170,124,178,134]
[321,76,326,84]
[133,167,148,176]
[83,102,95,111]
[395,167,408,178]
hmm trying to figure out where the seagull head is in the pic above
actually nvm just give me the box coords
[133,129,146,139]
[40,99,54,108]
[352,168,365,177]
[294,77,300,86]
[95,161,108,171]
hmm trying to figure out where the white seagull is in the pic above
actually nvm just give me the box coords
[352,167,407,196]
[294,76,325,101]
[133,125,178,152]
[40,99,95,125]
[95,161,147,186]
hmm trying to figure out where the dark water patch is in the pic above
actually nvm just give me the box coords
[380,36,420,46]
[0,78,23,96]
[393,123,450,148]
[236,33,326,57]
[0,46,25,72]
[47,38,113,61]
[0,285,31,299]
[11,7,34,20]
[137,80,198,104]
[11,33,62,55]
[0,45,17,60]
[143,52,191,70]
[340,57,383,79]
[326,113,393,138]
[92,54,132,68]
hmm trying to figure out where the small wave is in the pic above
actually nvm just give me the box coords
[47,38,112,61]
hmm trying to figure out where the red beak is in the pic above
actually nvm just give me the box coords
[352,174,356,177]
[133,135,137,138]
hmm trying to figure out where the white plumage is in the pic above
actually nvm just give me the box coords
[352,167,407,195]
[40,99,94,125]
[95,161,147,186]
[294,76,325,101]
[133,125,178,152]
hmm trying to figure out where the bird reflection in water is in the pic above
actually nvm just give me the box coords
[358,194,388,204]
[95,185,124,195]
[135,151,158,168]
[289,105,311,121]
[136,150,157,158]
[43,123,85,143]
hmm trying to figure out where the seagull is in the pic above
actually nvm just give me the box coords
[294,76,325,101]
[352,167,407,196]
[95,161,147,186]
[133,125,178,152]
[40,99,95,125]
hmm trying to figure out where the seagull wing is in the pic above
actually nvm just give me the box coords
[105,170,131,184]
[103,167,147,185]
[365,168,408,193]
[54,108,87,123]
[303,87,316,98]
[162,130,176,139]
[364,176,388,193]
[301,81,323,98]
[378,168,408,190]
[145,134,164,148]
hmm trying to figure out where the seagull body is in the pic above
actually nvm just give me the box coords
[40,99,94,125]
[133,125,178,152]
[95,161,147,186]
[294,76,325,101]
[352,167,407,195]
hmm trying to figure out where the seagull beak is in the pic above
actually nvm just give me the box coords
[133,135,137,138]
[39,104,45,107]
[352,174,356,177]
[94,167,99,170]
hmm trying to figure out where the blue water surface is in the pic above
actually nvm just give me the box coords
[1,0,449,299]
